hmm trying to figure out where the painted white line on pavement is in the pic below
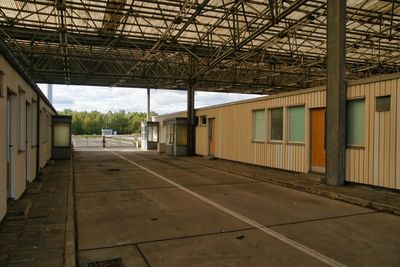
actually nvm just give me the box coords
[108,150,346,267]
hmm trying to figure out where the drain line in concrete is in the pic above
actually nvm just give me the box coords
[108,150,345,267]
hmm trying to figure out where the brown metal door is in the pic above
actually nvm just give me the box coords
[209,118,215,156]
[311,108,326,172]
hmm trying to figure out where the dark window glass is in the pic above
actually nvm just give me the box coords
[376,95,390,112]
[201,115,207,125]
[270,108,283,141]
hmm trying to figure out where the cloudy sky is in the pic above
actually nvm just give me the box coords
[37,84,262,114]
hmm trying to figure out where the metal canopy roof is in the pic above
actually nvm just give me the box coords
[0,0,399,94]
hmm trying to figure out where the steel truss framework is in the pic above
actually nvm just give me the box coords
[0,0,399,94]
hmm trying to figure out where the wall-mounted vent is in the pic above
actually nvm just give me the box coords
[376,95,390,112]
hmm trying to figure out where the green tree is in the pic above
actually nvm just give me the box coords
[59,109,157,135]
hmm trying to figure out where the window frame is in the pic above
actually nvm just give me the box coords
[346,97,365,147]
[147,125,158,142]
[252,109,266,143]
[287,104,306,144]
[376,95,391,112]
[53,122,71,147]
[166,123,174,145]
[200,115,207,126]
[176,123,187,146]
[269,106,284,143]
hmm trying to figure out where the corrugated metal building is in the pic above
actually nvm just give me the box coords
[154,74,400,190]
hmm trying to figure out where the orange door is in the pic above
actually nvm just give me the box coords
[311,108,326,172]
[209,118,215,156]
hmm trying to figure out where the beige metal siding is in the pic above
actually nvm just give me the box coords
[397,80,400,189]
[152,76,399,190]
[195,90,327,173]
[0,95,6,220]
[346,79,399,189]
[192,79,399,190]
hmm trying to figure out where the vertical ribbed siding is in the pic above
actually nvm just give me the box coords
[346,79,399,189]
[195,90,328,173]
[190,79,400,190]
[397,80,400,189]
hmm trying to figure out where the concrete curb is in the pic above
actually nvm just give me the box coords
[252,174,400,216]
[64,157,76,267]
[194,160,400,217]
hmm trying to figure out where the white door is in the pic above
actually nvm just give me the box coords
[6,94,15,198]
[26,102,32,182]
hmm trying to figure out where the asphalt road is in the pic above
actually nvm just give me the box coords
[72,140,400,267]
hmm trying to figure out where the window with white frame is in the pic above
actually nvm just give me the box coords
[19,89,26,151]
[270,107,283,141]
[252,109,265,141]
[346,99,365,145]
[147,125,158,142]
[288,105,305,142]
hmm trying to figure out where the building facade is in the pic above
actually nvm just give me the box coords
[154,74,400,190]
[0,54,55,221]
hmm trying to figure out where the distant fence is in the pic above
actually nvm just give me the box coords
[72,135,140,148]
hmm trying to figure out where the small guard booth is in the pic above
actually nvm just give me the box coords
[141,121,159,150]
[52,115,72,159]
[165,117,187,156]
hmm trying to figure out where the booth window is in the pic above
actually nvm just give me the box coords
[346,99,365,145]
[19,89,26,151]
[166,124,174,144]
[147,126,158,142]
[288,105,305,142]
[270,107,283,141]
[177,124,187,145]
[252,109,265,141]
[54,123,70,147]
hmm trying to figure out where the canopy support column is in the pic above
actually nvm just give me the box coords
[147,88,151,121]
[326,0,346,186]
[187,83,195,156]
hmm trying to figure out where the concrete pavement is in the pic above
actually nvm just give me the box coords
[3,136,399,267]
[0,160,72,267]
[74,147,400,267]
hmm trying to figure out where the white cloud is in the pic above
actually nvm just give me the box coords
[38,84,262,114]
